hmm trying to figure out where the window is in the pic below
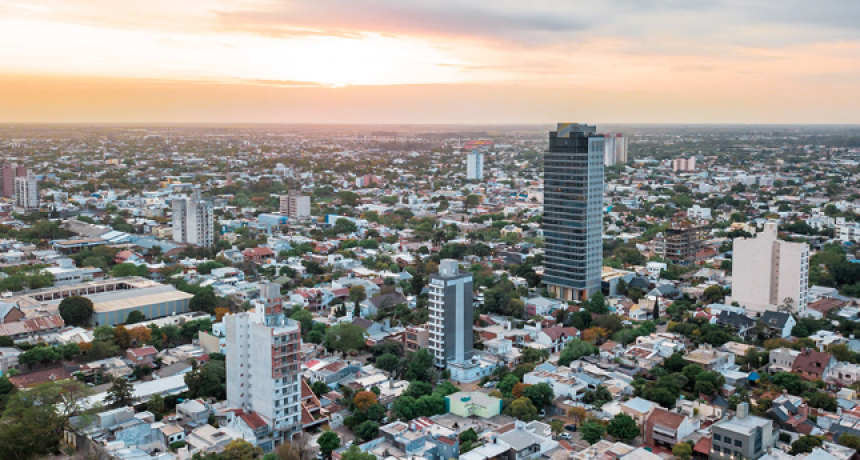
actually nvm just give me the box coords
[714,434,722,442]
[724,437,732,444]
[714,447,721,453]
[735,440,742,447]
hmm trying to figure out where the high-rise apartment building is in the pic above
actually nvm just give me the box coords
[428,259,474,368]
[1,164,29,198]
[279,191,311,219]
[172,190,214,247]
[656,220,707,265]
[543,123,604,302]
[226,282,302,448]
[14,172,38,210]
[466,150,484,180]
[602,133,628,166]
[673,156,697,172]
[727,221,809,315]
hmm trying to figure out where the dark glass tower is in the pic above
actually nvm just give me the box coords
[543,123,604,301]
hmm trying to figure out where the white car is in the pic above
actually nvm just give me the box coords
[559,433,572,440]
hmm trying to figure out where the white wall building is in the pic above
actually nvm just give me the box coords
[672,157,696,172]
[603,133,628,166]
[279,192,311,219]
[14,171,38,210]
[172,191,214,248]
[225,282,302,446]
[727,221,809,315]
[466,151,484,180]
[429,259,474,368]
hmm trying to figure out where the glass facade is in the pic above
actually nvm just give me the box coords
[543,123,604,301]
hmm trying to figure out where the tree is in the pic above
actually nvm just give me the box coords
[405,348,435,382]
[606,413,639,441]
[772,372,805,395]
[583,327,612,345]
[325,323,367,355]
[148,393,165,415]
[499,374,520,395]
[349,285,367,307]
[274,433,314,460]
[126,310,146,324]
[334,218,358,234]
[0,380,92,460]
[523,383,554,408]
[58,295,94,326]
[317,431,341,459]
[185,360,227,399]
[465,194,480,210]
[311,381,330,397]
[558,339,598,366]
[703,285,725,304]
[340,446,377,460]
[580,420,606,444]
[838,434,860,450]
[223,439,263,460]
[628,287,645,303]
[587,292,608,314]
[404,381,434,399]
[354,391,378,412]
[673,443,693,460]
[790,435,824,455]
[805,392,837,412]
[507,397,539,421]
[522,347,549,364]
[290,309,314,334]
[190,288,218,314]
[106,376,136,408]
[355,420,380,442]
[375,353,403,377]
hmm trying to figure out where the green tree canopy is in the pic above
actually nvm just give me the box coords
[606,413,639,441]
[58,295,94,327]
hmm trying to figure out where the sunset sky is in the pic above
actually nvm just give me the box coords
[2,0,860,124]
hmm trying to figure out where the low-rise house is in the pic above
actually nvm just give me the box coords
[621,397,659,426]
[709,403,777,460]
[769,348,800,373]
[829,361,860,387]
[177,399,211,424]
[126,346,158,366]
[525,296,564,317]
[766,394,812,433]
[599,341,624,361]
[792,348,834,381]
[643,407,698,447]
[535,326,580,353]
[758,311,796,339]
[178,425,244,459]
[685,345,734,371]
[484,339,522,367]
[496,420,559,460]
[365,292,408,316]
[403,325,429,353]
[716,311,756,339]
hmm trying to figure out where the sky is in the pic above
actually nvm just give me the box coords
[1,0,860,124]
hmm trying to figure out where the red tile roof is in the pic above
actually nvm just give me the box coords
[647,407,687,429]
[693,437,712,455]
[128,346,158,357]
[541,326,579,341]
[239,411,268,430]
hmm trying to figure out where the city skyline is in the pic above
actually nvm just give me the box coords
[2,1,860,123]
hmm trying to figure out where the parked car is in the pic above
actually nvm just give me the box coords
[565,425,577,432]
[559,433,572,440]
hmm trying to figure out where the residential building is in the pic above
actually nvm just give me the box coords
[226,282,302,447]
[603,133,628,166]
[709,403,777,460]
[172,191,215,248]
[14,171,38,210]
[758,311,796,339]
[765,394,812,433]
[1,164,27,197]
[685,345,734,371]
[791,348,834,381]
[534,326,580,353]
[429,259,474,368]
[543,123,604,301]
[768,347,800,373]
[466,150,484,180]
[621,397,659,426]
[404,325,430,353]
[445,391,502,418]
[280,191,311,219]
[673,156,697,172]
[655,220,706,265]
[829,361,860,387]
[643,407,698,447]
[727,221,809,315]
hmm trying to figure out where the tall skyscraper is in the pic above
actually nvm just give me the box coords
[14,171,38,210]
[466,150,484,180]
[172,190,214,247]
[226,282,302,446]
[602,133,628,166]
[543,123,604,302]
[727,221,809,315]
[428,259,474,368]
[279,191,311,219]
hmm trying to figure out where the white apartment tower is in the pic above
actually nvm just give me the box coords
[466,151,484,180]
[172,190,214,247]
[428,259,474,368]
[728,221,809,315]
[14,171,38,210]
[226,282,302,444]
[602,133,628,166]
[279,191,311,219]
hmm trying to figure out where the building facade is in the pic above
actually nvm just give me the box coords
[428,259,474,368]
[280,192,311,219]
[14,171,38,210]
[673,156,697,172]
[466,151,484,180]
[728,221,809,315]
[710,403,777,460]
[172,191,215,248]
[543,123,604,301]
[602,133,628,166]
[226,282,302,448]
[1,164,28,197]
